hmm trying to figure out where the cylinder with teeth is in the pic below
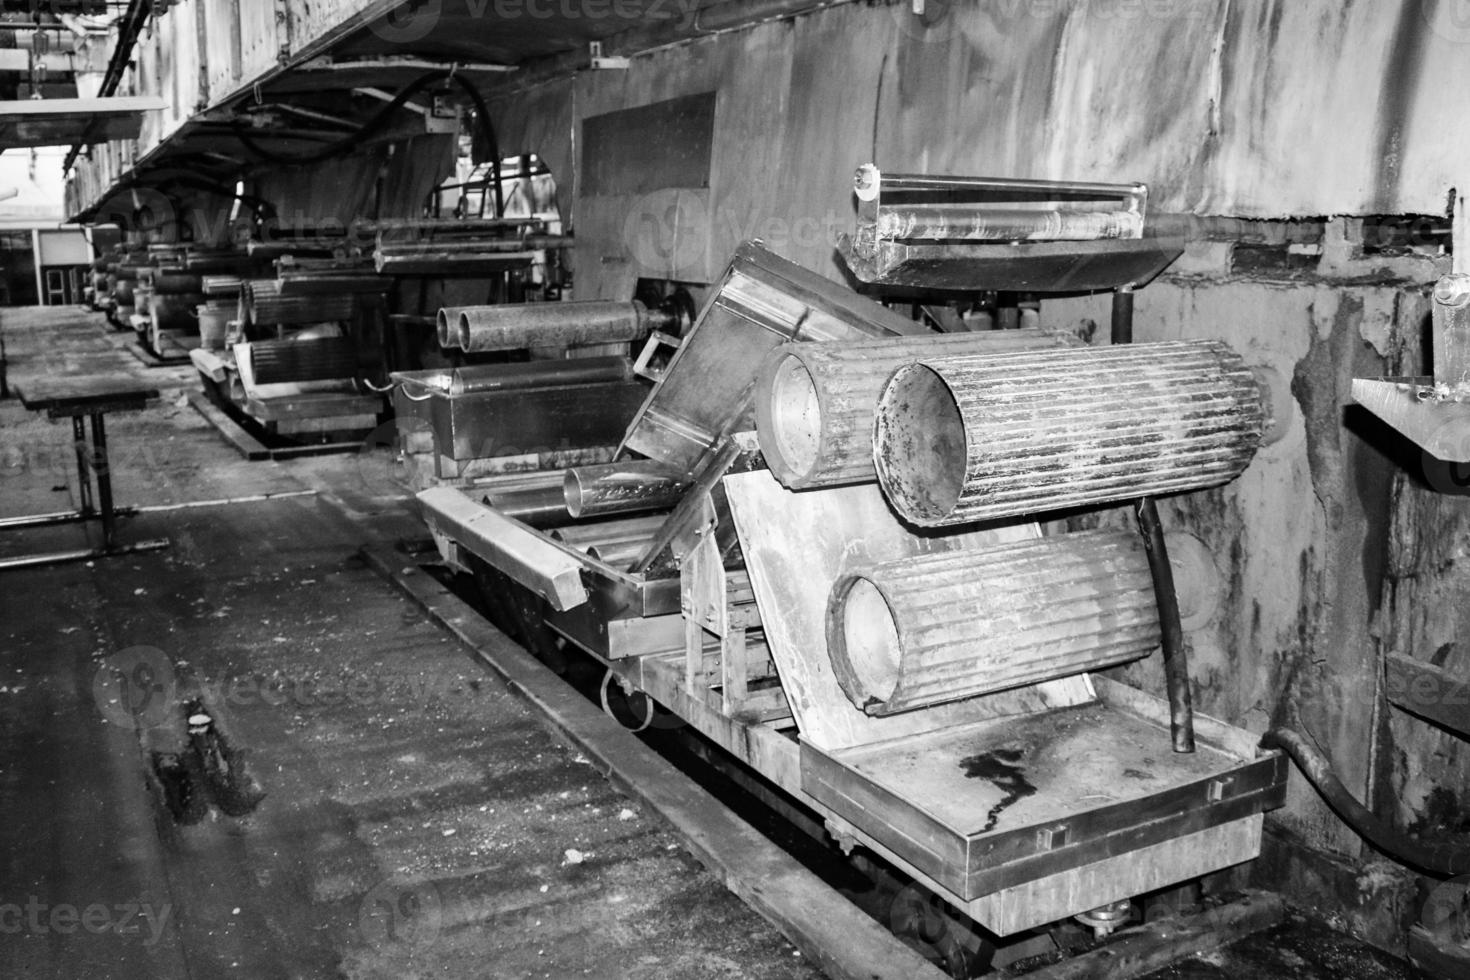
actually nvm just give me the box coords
[755,329,1078,489]
[826,529,1160,716]
[872,340,1264,526]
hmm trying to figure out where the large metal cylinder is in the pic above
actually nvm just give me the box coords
[150,272,203,295]
[456,300,673,352]
[756,329,1076,489]
[873,340,1263,526]
[241,279,354,327]
[562,460,689,519]
[826,529,1160,716]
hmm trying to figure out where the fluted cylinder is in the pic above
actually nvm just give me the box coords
[755,329,1076,489]
[873,340,1263,526]
[826,529,1160,716]
[241,279,355,327]
[457,300,674,352]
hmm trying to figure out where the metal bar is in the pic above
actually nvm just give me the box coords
[482,485,571,528]
[0,538,170,573]
[90,412,116,549]
[874,205,1142,243]
[72,414,93,515]
[869,172,1144,198]
[1111,285,1135,344]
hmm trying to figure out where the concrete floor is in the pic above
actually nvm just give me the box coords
[0,305,1437,980]
[0,306,820,979]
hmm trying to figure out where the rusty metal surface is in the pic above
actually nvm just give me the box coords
[755,329,1077,489]
[873,341,1264,527]
[826,529,1159,716]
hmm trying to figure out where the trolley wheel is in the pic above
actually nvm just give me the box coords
[599,671,656,732]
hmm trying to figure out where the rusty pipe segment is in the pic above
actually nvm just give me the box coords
[448,357,634,395]
[456,300,678,353]
[872,340,1264,527]
[756,329,1078,490]
[563,460,690,519]
[826,528,1160,716]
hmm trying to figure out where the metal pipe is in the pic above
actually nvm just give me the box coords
[550,514,666,548]
[457,300,674,353]
[437,306,473,348]
[447,357,632,395]
[826,529,1160,717]
[859,169,1145,200]
[482,484,570,528]
[755,329,1075,489]
[871,341,1264,526]
[563,460,690,519]
[874,205,1142,243]
[1261,728,1470,875]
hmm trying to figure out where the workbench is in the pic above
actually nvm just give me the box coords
[1,374,171,569]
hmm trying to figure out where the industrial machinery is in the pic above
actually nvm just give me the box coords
[400,171,1288,971]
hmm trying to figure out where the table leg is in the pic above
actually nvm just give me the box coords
[72,415,94,516]
[91,412,116,549]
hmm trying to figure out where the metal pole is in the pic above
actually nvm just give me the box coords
[72,415,93,515]
[91,412,116,549]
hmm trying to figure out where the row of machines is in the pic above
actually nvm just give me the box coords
[90,217,572,450]
[391,167,1289,964]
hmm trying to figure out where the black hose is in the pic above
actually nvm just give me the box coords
[1136,497,1195,753]
[1261,727,1470,877]
[231,70,502,213]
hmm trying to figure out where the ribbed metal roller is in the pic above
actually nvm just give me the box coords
[872,340,1263,526]
[826,528,1160,716]
[247,338,358,385]
[755,329,1076,489]
[240,279,355,328]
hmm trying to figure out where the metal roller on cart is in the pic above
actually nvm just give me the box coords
[406,193,1288,965]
